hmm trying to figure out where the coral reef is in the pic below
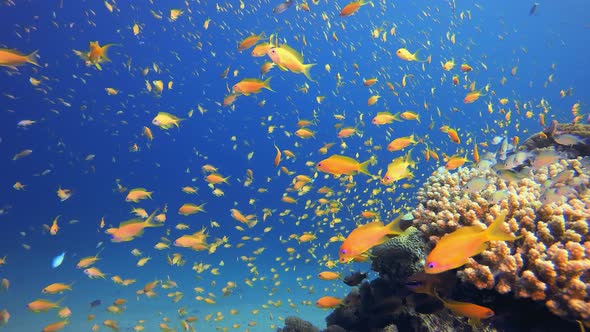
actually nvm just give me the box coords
[413,156,590,327]
[277,316,320,332]
[371,227,426,285]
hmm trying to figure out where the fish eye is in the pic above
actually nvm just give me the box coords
[317,162,322,167]
[340,249,347,254]
[427,262,436,269]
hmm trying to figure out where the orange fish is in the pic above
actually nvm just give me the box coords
[363,77,377,86]
[273,144,282,167]
[27,299,62,312]
[435,289,494,320]
[42,282,73,294]
[125,188,152,202]
[318,271,340,280]
[105,210,162,242]
[232,78,273,96]
[372,112,400,125]
[425,211,520,274]
[446,128,460,144]
[0,48,40,67]
[317,154,371,176]
[0,309,9,326]
[387,135,417,152]
[460,64,472,72]
[42,320,69,332]
[49,215,60,235]
[73,41,115,70]
[178,203,206,216]
[238,32,265,52]
[174,231,209,251]
[339,216,403,263]
[251,42,273,57]
[445,153,469,170]
[463,89,485,104]
[56,187,72,201]
[295,127,315,139]
[205,173,230,185]
[339,0,370,17]
[315,296,342,308]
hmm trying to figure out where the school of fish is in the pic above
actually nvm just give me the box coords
[0,0,588,331]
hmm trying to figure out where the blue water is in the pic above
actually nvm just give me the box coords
[0,0,588,331]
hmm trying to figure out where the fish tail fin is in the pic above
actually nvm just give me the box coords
[145,209,162,227]
[486,211,521,241]
[302,63,316,82]
[26,50,41,67]
[100,44,116,62]
[358,160,372,176]
[263,77,274,91]
[385,215,404,235]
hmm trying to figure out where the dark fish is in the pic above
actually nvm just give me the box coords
[273,0,295,14]
[529,2,539,15]
[343,271,367,286]
[406,271,456,297]
[89,299,101,308]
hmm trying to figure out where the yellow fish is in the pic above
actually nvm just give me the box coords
[396,48,427,62]
[152,112,183,129]
[267,44,315,81]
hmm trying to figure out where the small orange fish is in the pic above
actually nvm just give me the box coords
[205,173,230,185]
[178,203,206,216]
[315,296,342,308]
[232,78,273,96]
[445,153,469,170]
[446,128,460,144]
[49,215,60,235]
[27,299,62,312]
[339,0,370,17]
[435,289,494,320]
[363,77,377,86]
[372,112,400,125]
[425,211,520,274]
[463,89,485,104]
[387,135,417,152]
[56,187,72,201]
[318,271,340,280]
[42,319,69,332]
[125,188,153,202]
[339,216,403,263]
[73,41,115,70]
[460,64,472,72]
[42,282,73,294]
[105,210,162,242]
[238,32,265,52]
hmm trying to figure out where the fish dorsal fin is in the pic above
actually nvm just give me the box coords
[330,155,357,163]
[279,44,304,62]
[119,218,144,227]
[241,78,262,83]
[357,220,385,230]
[439,225,484,243]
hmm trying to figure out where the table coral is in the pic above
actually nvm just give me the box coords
[413,157,590,326]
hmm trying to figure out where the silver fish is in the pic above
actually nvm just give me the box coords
[273,0,295,14]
